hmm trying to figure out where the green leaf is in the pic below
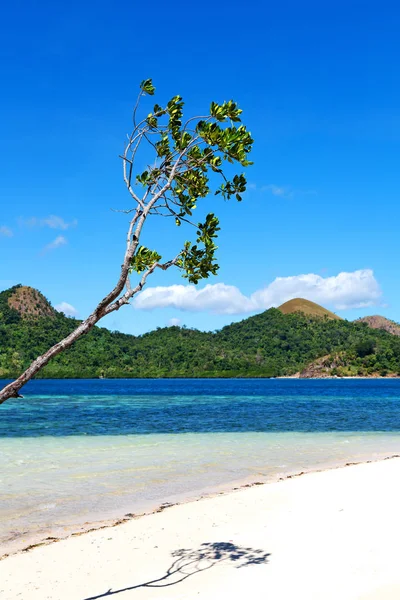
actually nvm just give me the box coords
[140,79,155,96]
[130,246,162,273]
[146,113,158,128]
[136,170,150,186]
[153,103,166,115]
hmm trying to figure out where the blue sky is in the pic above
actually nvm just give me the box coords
[1,1,400,335]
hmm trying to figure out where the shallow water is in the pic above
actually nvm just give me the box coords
[1,379,400,555]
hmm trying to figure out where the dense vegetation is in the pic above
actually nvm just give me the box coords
[1,285,400,379]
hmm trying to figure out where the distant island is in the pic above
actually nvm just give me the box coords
[1,285,400,379]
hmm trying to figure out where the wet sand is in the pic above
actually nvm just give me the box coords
[1,457,400,599]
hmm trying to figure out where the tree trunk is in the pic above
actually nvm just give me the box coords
[0,310,105,403]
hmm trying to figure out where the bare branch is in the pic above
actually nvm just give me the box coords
[111,207,137,214]
[104,254,181,316]
[132,89,144,128]
[183,115,212,130]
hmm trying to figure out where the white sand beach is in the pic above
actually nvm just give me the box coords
[1,458,400,600]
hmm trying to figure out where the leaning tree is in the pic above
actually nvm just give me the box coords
[0,79,253,403]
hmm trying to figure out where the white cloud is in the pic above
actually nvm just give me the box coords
[55,301,78,317]
[265,184,292,198]
[249,183,317,199]
[133,269,381,315]
[168,317,181,327]
[134,283,253,315]
[43,215,77,230]
[0,226,13,237]
[20,215,77,230]
[250,270,381,311]
[42,235,67,253]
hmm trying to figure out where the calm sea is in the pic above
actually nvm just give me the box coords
[1,378,400,555]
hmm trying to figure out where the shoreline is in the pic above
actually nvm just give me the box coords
[2,451,400,562]
[2,456,400,599]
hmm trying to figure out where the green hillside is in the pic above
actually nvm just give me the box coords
[1,285,400,379]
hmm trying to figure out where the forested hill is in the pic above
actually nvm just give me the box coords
[1,284,400,379]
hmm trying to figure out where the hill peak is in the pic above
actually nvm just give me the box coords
[357,315,400,336]
[5,285,56,319]
[277,298,342,320]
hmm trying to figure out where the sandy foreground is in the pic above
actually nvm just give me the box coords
[2,459,400,600]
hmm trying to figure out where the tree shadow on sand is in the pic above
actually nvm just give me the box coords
[84,541,270,599]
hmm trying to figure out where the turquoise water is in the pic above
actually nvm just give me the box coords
[1,379,400,555]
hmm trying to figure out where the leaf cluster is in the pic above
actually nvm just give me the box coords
[125,80,253,284]
[130,246,161,274]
